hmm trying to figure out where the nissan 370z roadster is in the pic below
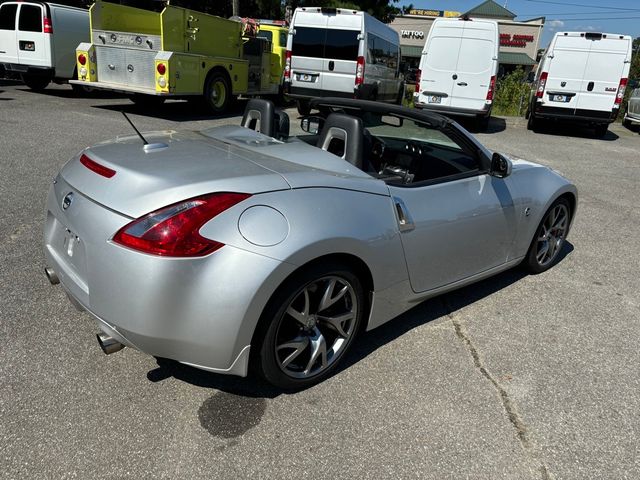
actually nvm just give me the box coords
[44,98,577,389]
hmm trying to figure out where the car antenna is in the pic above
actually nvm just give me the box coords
[121,111,149,145]
[120,111,168,152]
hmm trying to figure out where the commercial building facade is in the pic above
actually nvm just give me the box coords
[388,0,545,75]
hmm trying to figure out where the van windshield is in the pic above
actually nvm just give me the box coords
[293,26,359,61]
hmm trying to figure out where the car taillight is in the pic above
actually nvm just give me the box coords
[157,63,166,75]
[355,56,365,86]
[486,75,496,101]
[415,69,421,91]
[615,78,627,105]
[113,193,251,257]
[284,50,292,80]
[536,72,548,98]
[80,154,116,178]
[43,17,53,34]
[78,53,87,66]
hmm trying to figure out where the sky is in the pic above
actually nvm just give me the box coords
[409,0,640,48]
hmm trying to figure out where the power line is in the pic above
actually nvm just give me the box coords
[523,0,640,12]
[547,16,640,21]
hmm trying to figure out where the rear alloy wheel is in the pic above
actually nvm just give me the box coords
[204,72,231,114]
[524,198,571,274]
[256,264,365,390]
[22,74,50,91]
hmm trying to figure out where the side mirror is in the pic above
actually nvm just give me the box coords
[490,152,512,178]
[526,71,536,83]
[300,115,324,135]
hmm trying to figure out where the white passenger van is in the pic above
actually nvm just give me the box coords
[414,17,499,130]
[527,31,633,137]
[0,2,88,91]
[284,7,404,115]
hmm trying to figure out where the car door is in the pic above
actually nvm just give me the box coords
[388,128,516,293]
[0,3,19,64]
[16,3,51,68]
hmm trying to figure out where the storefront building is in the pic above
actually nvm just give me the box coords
[388,0,545,75]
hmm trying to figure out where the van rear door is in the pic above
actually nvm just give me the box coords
[16,3,52,68]
[450,21,496,112]
[574,35,630,114]
[323,14,360,95]
[0,3,19,64]
[544,35,588,113]
[418,21,463,108]
[290,12,329,94]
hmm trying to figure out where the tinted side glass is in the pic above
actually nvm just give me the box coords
[18,4,42,32]
[292,26,325,58]
[324,29,359,61]
[257,30,273,42]
[280,31,287,47]
[0,4,18,30]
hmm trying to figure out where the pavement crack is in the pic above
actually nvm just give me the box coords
[442,296,552,480]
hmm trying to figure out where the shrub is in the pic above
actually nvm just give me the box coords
[492,67,531,117]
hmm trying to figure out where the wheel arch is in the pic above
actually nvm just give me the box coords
[203,66,232,95]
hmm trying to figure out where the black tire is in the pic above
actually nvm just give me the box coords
[296,99,311,116]
[204,71,232,114]
[622,117,630,128]
[594,123,608,138]
[129,94,166,107]
[21,74,50,91]
[477,114,490,132]
[395,84,405,105]
[527,111,538,131]
[523,198,571,274]
[253,262,366,390]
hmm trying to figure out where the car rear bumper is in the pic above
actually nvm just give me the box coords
[285,83,379,101]
[624,112,640,124]
[68,79,185,96]
[1,63,53,76]
[43,175,291,377]
[533,104,619,124]
[413,101,491,118]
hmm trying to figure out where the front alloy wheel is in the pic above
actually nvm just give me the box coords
[524,198,570,273]
[256,264,364,389]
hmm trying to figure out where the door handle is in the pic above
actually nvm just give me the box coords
[328,60,335,71]
[587,81,594,92]
[394,198,415,232]
[457,82,468,86]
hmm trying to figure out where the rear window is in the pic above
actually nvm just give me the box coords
[18,4,42,32]
[293,26,359,61]
[257,30,273,43]
[0,4,18,30]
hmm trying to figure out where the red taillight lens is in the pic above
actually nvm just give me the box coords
[415,69,421,91]
[157,63,166,75]
[615,77,627,105]
[355,56,365,86]
[78,54,87,66]
[284,50,292,80]
[486,75,496,101]
[113,193,251,257]
[43,17,53,34]
[536,72,548,98]
[80,154,116,178]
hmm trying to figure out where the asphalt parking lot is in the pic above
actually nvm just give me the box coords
[1,80,639,479]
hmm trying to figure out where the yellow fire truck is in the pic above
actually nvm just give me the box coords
[71,0,287,113]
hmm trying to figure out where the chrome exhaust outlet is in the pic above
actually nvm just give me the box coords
[45,267,59,285]
[97,332,125,355]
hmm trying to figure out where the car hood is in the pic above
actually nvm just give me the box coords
[60,127,387,218]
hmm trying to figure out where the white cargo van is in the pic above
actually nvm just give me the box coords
[414,17,499,130]
[284,7,404,115]
[527,31,633,137]
[0,2,88,90]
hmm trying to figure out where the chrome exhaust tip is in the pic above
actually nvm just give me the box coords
[45,267,59,285]
[97,332,125,355]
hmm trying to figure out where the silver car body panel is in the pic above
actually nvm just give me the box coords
[45,115,577,377]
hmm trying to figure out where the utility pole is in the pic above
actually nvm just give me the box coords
[232,0,240,17]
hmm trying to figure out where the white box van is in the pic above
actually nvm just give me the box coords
[0,2,88,91]
[414,17,499,130]
[284,7,404,115]
[527,31,633,137]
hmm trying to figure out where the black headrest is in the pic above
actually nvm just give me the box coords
[241,99,289,141]
[317,113,363,169]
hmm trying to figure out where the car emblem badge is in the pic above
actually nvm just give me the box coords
[561,81,566,87]
[62,192,74,210]
[127,64,135,73]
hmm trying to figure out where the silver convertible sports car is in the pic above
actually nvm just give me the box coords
[44,98,577,389]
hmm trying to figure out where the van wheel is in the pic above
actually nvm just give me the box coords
[527,111,538,131]
[594,123,608,138]
[22,74,50,91]
[296,100,311,116]
[477,114,490,132]
[204,72,232,114]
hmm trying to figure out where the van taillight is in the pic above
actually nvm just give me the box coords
[486,75,496,101]
[415,69,421,91]
[43,17,53,34]
[355,56,365,86]
[615,78,627,105]
[536,72,548,98]
[284,50,292,80]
